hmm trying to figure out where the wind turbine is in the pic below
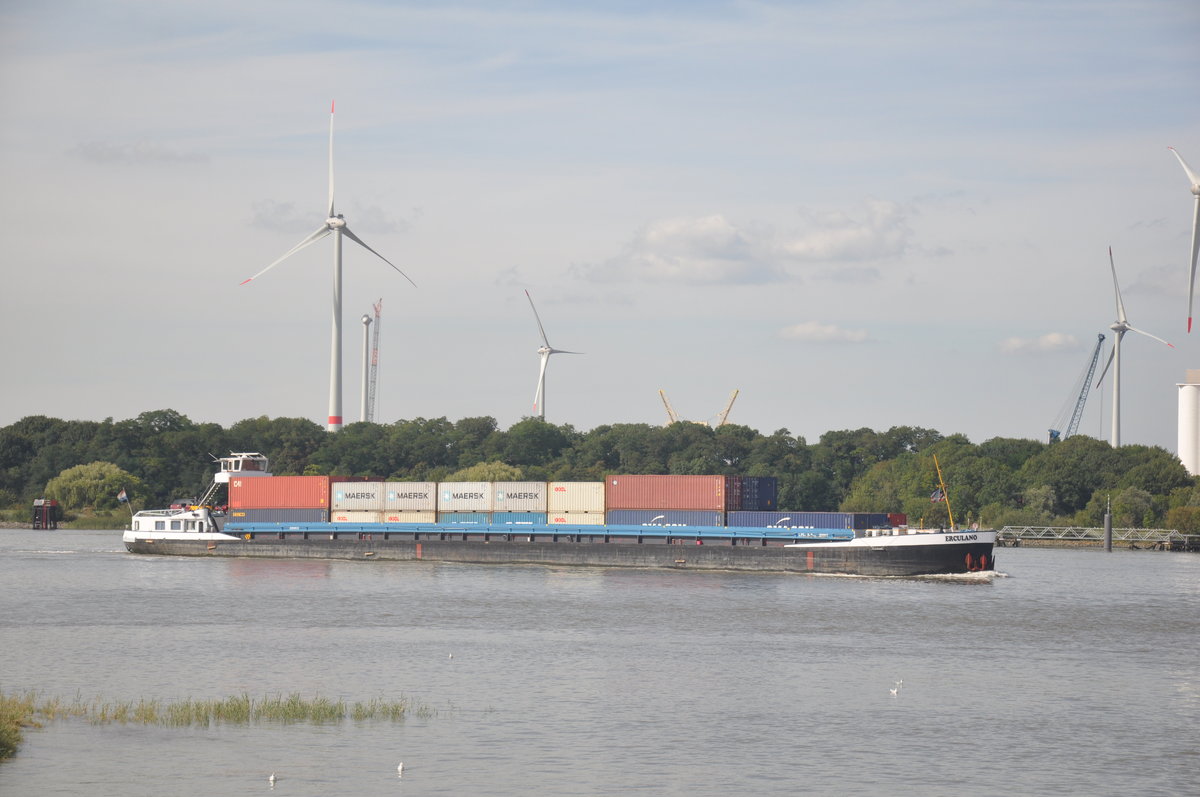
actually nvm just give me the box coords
[240,102,416,432]
[1095,248,1174,447]
[525,290,580,420]
[1168,147,1200,332]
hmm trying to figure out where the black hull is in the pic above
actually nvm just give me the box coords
[123,535,995,577]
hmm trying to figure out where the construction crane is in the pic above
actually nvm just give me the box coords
[659,389,740,428]
[714,389,739,427]
[658,389,682,426]
[366,298,382,423]
[1048,333,1105,443]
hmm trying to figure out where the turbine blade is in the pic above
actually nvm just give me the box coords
[1170,146,1200,188]
[548,348,583,355]
[1172,150,1200,332]
[1108,247,1128,323]
[328,100,336,218]
[1095,345,1115,388]
[525,290,551,348]
[240,225,332,285]
[1189,196,1199,333]
[1126,325,1175,349]
[342,225,418,287]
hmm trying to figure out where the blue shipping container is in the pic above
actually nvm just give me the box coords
[490,512,548,526]
[605,509,726,527]
[436,512,491,525]
[738,477,778,511]
[728,511,853,529]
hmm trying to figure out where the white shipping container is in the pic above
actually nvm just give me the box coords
[547,482,606,513]
[383,510,436,523]
[548,512,606,525]
[438,482,492,512]
[331,510,383,523]
[492,481,547,512]
[331,482,385,511]
[385,481,437,511]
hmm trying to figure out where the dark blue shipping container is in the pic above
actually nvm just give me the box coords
[605,509,726,527]
[728,511,890,529]
[490,512,547,526]
[739,477,778,511]
[226,508,329,524]
[728,511,853,529]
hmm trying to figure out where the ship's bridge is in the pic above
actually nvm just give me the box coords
[214,452,272,483]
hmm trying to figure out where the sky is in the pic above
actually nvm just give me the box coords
[1,0,1199,453]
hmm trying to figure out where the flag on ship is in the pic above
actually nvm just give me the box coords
[929,488,944,503]
[117,489,128,503]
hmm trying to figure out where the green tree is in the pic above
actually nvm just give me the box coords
[445,461,525,482]
[44,462,145,511]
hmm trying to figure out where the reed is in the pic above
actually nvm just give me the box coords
[1,689,434,749]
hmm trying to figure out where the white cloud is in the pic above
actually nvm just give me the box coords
[581,200,913,286]
[778,321,871,344]
[583,214,783,285]
[779,200,912,263]
[999,332,1080,354]
[73,141,208,164]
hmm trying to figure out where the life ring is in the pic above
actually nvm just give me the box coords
[979,554,988,571]
[965,552,974,570]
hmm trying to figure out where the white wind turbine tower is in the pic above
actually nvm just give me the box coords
[1168,147,1200,333]
[525,290,581,420]
[240,102,416,432]
[1095,248,1174,447]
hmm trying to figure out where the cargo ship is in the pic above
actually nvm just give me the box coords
[122,454,996,577]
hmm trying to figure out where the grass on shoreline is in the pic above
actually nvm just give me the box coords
[1,691,435,761]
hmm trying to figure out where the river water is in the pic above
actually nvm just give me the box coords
[0,530,1196,796]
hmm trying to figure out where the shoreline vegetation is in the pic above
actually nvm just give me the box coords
[0,690,437,761]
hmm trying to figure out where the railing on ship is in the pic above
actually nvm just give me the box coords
[998,526,1198,550]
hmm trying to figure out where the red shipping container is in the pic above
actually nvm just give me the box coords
[228,476,331,509]
[604,475,725,511]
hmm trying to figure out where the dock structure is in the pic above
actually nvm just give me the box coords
[998,526,1199,552]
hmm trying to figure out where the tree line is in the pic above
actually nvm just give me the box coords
[2,409,1199,531]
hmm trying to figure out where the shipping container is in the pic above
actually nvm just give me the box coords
[547,512,605,525]
[226,508,329,524]
[331,510,383,523]
[492,482,547,512]
[604,475,725,511]
[739,477,778,511]
[490,512,547,526]
[331,481,385,511]
[547,482,605,513]
[437,482,492,512]
[727,511,887,529]
[384,482,437,512]
[888,513,908,527]
[723,476,743,511]
[228,476,331,509]
[382,510,437,524]
[605,509,726,527]
[436,511,490,525]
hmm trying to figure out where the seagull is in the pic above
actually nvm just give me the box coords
[889,687,899,697]
[398,762,404,777]
[448,653,453,659]
[895,679,903,689]
[268,772,277,787]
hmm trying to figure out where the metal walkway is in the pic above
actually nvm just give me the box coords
[997,526,1199,551]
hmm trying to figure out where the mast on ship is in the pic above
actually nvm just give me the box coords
[932,454,956,530]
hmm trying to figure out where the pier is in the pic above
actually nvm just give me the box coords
[997,526,1200,552]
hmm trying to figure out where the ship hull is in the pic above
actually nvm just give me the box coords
[123,526,996,577]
